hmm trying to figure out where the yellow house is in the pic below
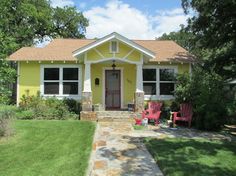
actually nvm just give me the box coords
[9,32,194,114]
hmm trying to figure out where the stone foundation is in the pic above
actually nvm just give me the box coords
[134,92,144,113]
[80,111,97,121]
[82,91,92,111]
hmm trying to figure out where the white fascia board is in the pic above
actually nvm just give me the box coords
[72,32,156,59]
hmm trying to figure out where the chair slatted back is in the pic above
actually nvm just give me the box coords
[148,102,162,113]
[180,103,193,117]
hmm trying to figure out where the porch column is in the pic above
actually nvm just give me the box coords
[82,63,92,111]
[135,63,144,112]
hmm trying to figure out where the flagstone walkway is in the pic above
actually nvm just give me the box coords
[88,122,234,176]
[89,122,163,176]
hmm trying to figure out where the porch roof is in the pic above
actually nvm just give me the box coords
[9,34,195,63]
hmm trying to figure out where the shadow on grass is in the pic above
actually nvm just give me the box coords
[144,138,236,176]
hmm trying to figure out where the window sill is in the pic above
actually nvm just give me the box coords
[42,94,81,100]
[144,95,175,101]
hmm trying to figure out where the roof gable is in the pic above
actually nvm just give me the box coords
[72,32,156,58]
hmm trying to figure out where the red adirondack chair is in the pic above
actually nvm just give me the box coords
[173,103,193,128]
[142,102,162,125]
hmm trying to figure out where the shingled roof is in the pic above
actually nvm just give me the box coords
[9,38,195,63]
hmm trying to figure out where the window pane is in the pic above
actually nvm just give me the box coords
[143,69,156,81]
[143,83,156,95]
[160,83,175,95]
[63,68,78,80]
[44,82,59,94]
[63,82,78,95]
[44,68,59,80]
[160,69,175,81]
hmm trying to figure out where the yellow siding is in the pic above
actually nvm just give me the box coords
[178,63,190,74]
[19,62,40,98]
[87,41,142,62]
[91,63,136,107]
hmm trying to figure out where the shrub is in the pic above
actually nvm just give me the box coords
[0,105,15,137]
[18,92,77,120]
[44,98,70,120]
[63,98,81,114]
[16,110,34,120]
[174,67,227,131]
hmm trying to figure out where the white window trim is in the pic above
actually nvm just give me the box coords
[40,64,82,100]
[143,65,178,100]
[109,40,119,53]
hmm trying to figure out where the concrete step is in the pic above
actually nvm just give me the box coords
[97,117,134,122]
[96,111,136,122]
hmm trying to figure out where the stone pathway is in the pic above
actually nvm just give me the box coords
[89,122,163,176]
[88,122,234,176]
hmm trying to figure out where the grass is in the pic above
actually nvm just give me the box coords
[144,138,236,176]
[0,120,95,176]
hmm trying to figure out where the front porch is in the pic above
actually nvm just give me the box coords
[81,60,145,114]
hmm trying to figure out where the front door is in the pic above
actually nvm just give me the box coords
[105,70,121,110]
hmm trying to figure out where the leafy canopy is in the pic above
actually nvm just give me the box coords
[181,0,236,79]
[0,0,89,104]
[158,25,194,51]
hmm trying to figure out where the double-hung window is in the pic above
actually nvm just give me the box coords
[63,68,79,95]
[159,68,175,95]
[143,67,176,99]
[44,68,60,94]
[143,69,157,95]
[42,65,81,97]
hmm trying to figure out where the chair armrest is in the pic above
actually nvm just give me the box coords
[172,112,180,119]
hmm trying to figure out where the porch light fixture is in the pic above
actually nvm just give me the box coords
[112,60,116,71]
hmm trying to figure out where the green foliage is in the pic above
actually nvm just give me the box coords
[174,73,193,103]
[0,0,88,49]
[16,110,34,120]
[0,0,89,105]
[181,0,236,79]
[175,67,226,130]
[19,92,78,120]
[0,105,15,136]
[158,25,194,51]
[52,6,88,38]
[0,60,16,104]
[63,98,81,114]
[133,125,145,130]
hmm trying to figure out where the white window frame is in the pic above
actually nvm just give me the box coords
[143,68,158,96]
[143,65,178,100]
[109,40,119,53]
[40,64,82,100]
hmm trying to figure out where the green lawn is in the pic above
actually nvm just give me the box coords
[0,120,95,176]
[145,138,236,176]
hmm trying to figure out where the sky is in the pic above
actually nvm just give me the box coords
[50,0,190,40]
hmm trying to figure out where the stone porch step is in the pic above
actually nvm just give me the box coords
[96,111,136,122]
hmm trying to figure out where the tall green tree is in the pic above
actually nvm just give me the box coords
[181,0,236,79]
[0,0,89,104]
[158,25,194,51]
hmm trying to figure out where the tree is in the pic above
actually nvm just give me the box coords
[174,68,227,131]
[181,0,236,79]
[0,0,89,104]
[158,25,194,51]
[52,6,88,38]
